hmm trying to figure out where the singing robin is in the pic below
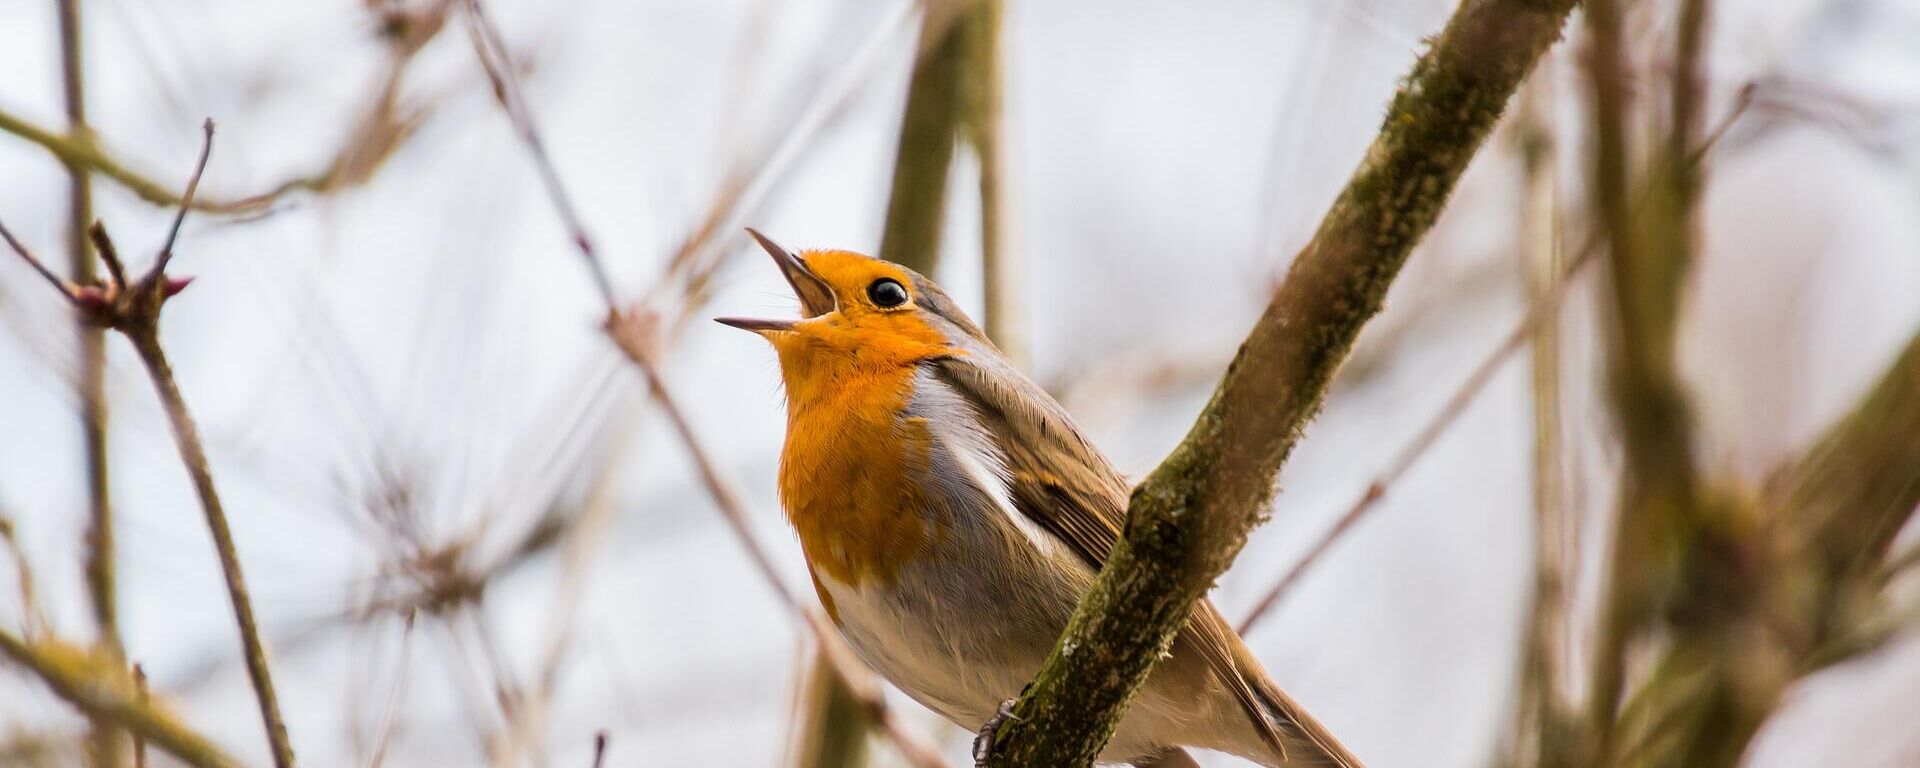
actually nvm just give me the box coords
[718,230,1361,768]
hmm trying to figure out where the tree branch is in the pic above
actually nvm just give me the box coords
[878,1,970,275]
[791,646,875,768]
[958,0,1020,365]
[980,1,1578,764]
[0,630,239,768]
[57,5,124,764]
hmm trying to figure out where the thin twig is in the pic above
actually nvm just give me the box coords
[151,119,215,278]
[133,663,150,768]
[93,222,128,295]
[1508,63,1575,768]
[0,222,82,304]
[365,612,417,768]
[0,512,49,635]
[463,0,617,308]
[1238,246,1599,635]
[0,630,239,768]
[125,324,297,768]
[590,731,608,768]
[0,2,449,218]
[56,23,125,768]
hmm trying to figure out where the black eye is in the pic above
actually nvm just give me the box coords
[867,278,909,308]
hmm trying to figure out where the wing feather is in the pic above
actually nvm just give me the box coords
[930,353,1364,767]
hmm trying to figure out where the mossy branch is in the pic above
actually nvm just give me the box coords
[978,1,1578,764]
[0,630,240,768]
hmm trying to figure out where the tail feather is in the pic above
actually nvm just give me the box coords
[1135,747,1205,768]
[1235,641,1365,768]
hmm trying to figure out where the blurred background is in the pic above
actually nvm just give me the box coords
[2,0,1918,765]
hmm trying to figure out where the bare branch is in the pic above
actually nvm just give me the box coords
[0,630,240,768]
[790,647,874,768]
[132,664,150,768]
[150,119,216,279]
[463,0,618,308]
[124,311,298,768]
[54,20,126,766]
[0,220,82,305]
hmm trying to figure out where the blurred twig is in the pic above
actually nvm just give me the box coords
[464,0,615,308]
[1506,62,1576,768]
[365,613,416,768]
[1579,0,1710,759]
[790,647,874,768]
[0,512,49,635]
[880,0,1023,364]
[960,0,1020,366]
[132,663,149,768]
[1785,328,1920,644]
[53,21,124,768]
[0,1,451,216]
[0,631,238,768]
[879,1,971,275]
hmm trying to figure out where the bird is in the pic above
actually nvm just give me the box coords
[717,230,1363,768]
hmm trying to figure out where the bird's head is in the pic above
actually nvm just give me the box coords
[717,230,989,380]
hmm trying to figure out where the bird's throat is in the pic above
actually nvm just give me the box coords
[777,363,935,592]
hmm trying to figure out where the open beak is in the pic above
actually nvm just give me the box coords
[715,228,836,333]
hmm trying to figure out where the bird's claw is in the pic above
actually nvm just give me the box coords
[972,698,1020,766]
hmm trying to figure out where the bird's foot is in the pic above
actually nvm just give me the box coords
[971,698,1020,766]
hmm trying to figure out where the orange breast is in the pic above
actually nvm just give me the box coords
[778,364,938,593]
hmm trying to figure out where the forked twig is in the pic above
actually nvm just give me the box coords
[0,121,298,768]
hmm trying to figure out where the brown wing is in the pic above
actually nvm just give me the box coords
[930,352,1362,768]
